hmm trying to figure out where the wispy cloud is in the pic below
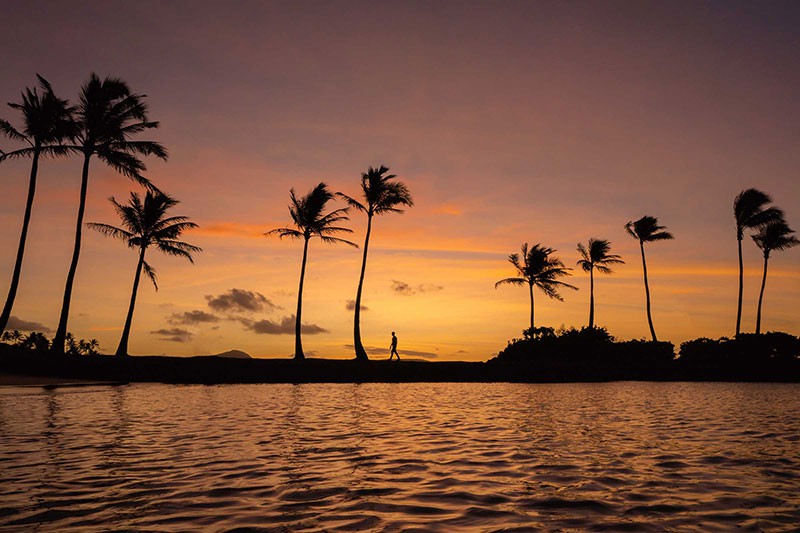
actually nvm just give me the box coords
[151,328,194,342]
[391,280,444,295]
[241,315,328,335]
[345,299,368,311]
[206,288,280,314]
[168,310,221,325]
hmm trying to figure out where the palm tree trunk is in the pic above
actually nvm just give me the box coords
[529,282,535,331]
[115,248,145,356]
[736,235,744,337]
[588,268,595,329]
[294,237,309,360]
[52,154,91,355]
[755,253,769,335]
[0,147,40,333]
[353,215,372,360]
[640,241,658,342]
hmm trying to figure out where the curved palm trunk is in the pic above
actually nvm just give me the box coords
[755,253,769,335]
[640,241,658,342]
[529,282,535,331]
[353,215,373,360]
[736,235,744,337]
[294,237,310,360]
[588,268,595,329]
[0,147,40,333]
[52,154,92,355]
[116,248,145,356]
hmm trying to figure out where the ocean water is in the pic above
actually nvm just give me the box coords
[0,382,798,531]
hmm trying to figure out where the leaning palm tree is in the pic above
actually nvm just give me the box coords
[266,183,357,360]
[337,165,413,360]
[495,243,577,331]
[733,189,783,337]
[51,74,167,355]
[625,216,673,341]
[751,219,798,335]
[0,75,76,333]
[88,190,200,356]
[577,238,624,329]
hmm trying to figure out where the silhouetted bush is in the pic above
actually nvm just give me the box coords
[0,330,99,355]
[679,332,800,366]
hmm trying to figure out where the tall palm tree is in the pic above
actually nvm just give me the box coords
[267,183,357,360]
[88,190,200,356]
[577,238,624,329]
[495,243,577,331]
[337,165,413,360]
[51,73,167,355]
[0,75,76,333]
[751,219,798,335]
[625,216,673,341]
[733,189,783,337]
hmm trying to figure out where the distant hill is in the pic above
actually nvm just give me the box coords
[212,350,252,359]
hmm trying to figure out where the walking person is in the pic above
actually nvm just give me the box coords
[389,331,400,360]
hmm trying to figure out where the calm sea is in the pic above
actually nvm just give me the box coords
[1,382,798,531]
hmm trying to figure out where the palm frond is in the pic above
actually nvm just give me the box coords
[142,260,158,291]
[495,277,527,288]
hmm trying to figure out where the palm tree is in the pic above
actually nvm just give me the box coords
[0,75,76,333]
[266,183,357,360]
[88,190,200,356]
[751,219,798,335]
[733,189,783,337]
[625,216,673,341]
[337,165,413,360]
[51,74,167,355]
[577,238,624,329]
[495,243,577,331]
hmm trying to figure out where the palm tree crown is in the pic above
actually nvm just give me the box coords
[496,243,577,330]
[71,73,167,185]
[0,74,76,159]
[751,218,798,335]
[577,238,624,329]
[89,191,200,288]
[625,216,674,243]
[734,189,783,240]
[337,165,413,360]
[267,183,356,360]
[89,190,200,356]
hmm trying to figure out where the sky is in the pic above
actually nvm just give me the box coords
[0,0,798,360]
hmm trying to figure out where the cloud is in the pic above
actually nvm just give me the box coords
[343,344,439,358]
[205,288,279,313]
[242,315,328,335]
[391,280,444,295]
[151,328,194,342]
[345,299,368,311]
[168,310,221,325]
[6,316,52,333]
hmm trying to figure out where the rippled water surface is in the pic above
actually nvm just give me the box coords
[1,382,799,531]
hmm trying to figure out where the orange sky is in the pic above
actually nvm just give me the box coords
[1,1,798,359]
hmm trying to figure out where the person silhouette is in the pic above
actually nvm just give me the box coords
[389,331,399,360]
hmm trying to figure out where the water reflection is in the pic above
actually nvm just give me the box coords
[0,382,798,530]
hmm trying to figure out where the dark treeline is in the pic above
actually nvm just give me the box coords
[1,74,798,369]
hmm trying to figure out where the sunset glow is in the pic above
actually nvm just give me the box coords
[1,1,798,359]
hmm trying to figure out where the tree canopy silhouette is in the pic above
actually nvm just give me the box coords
[0,75,77,334]
[625,216,673,342]
[577,238,624,329]
[337,165,413,360]
[89,190,199,356]
[751,219,798,335]
[495,243,577,331]
[733,189,783,337]
[267,183,356,360]
[51,73,167,355]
